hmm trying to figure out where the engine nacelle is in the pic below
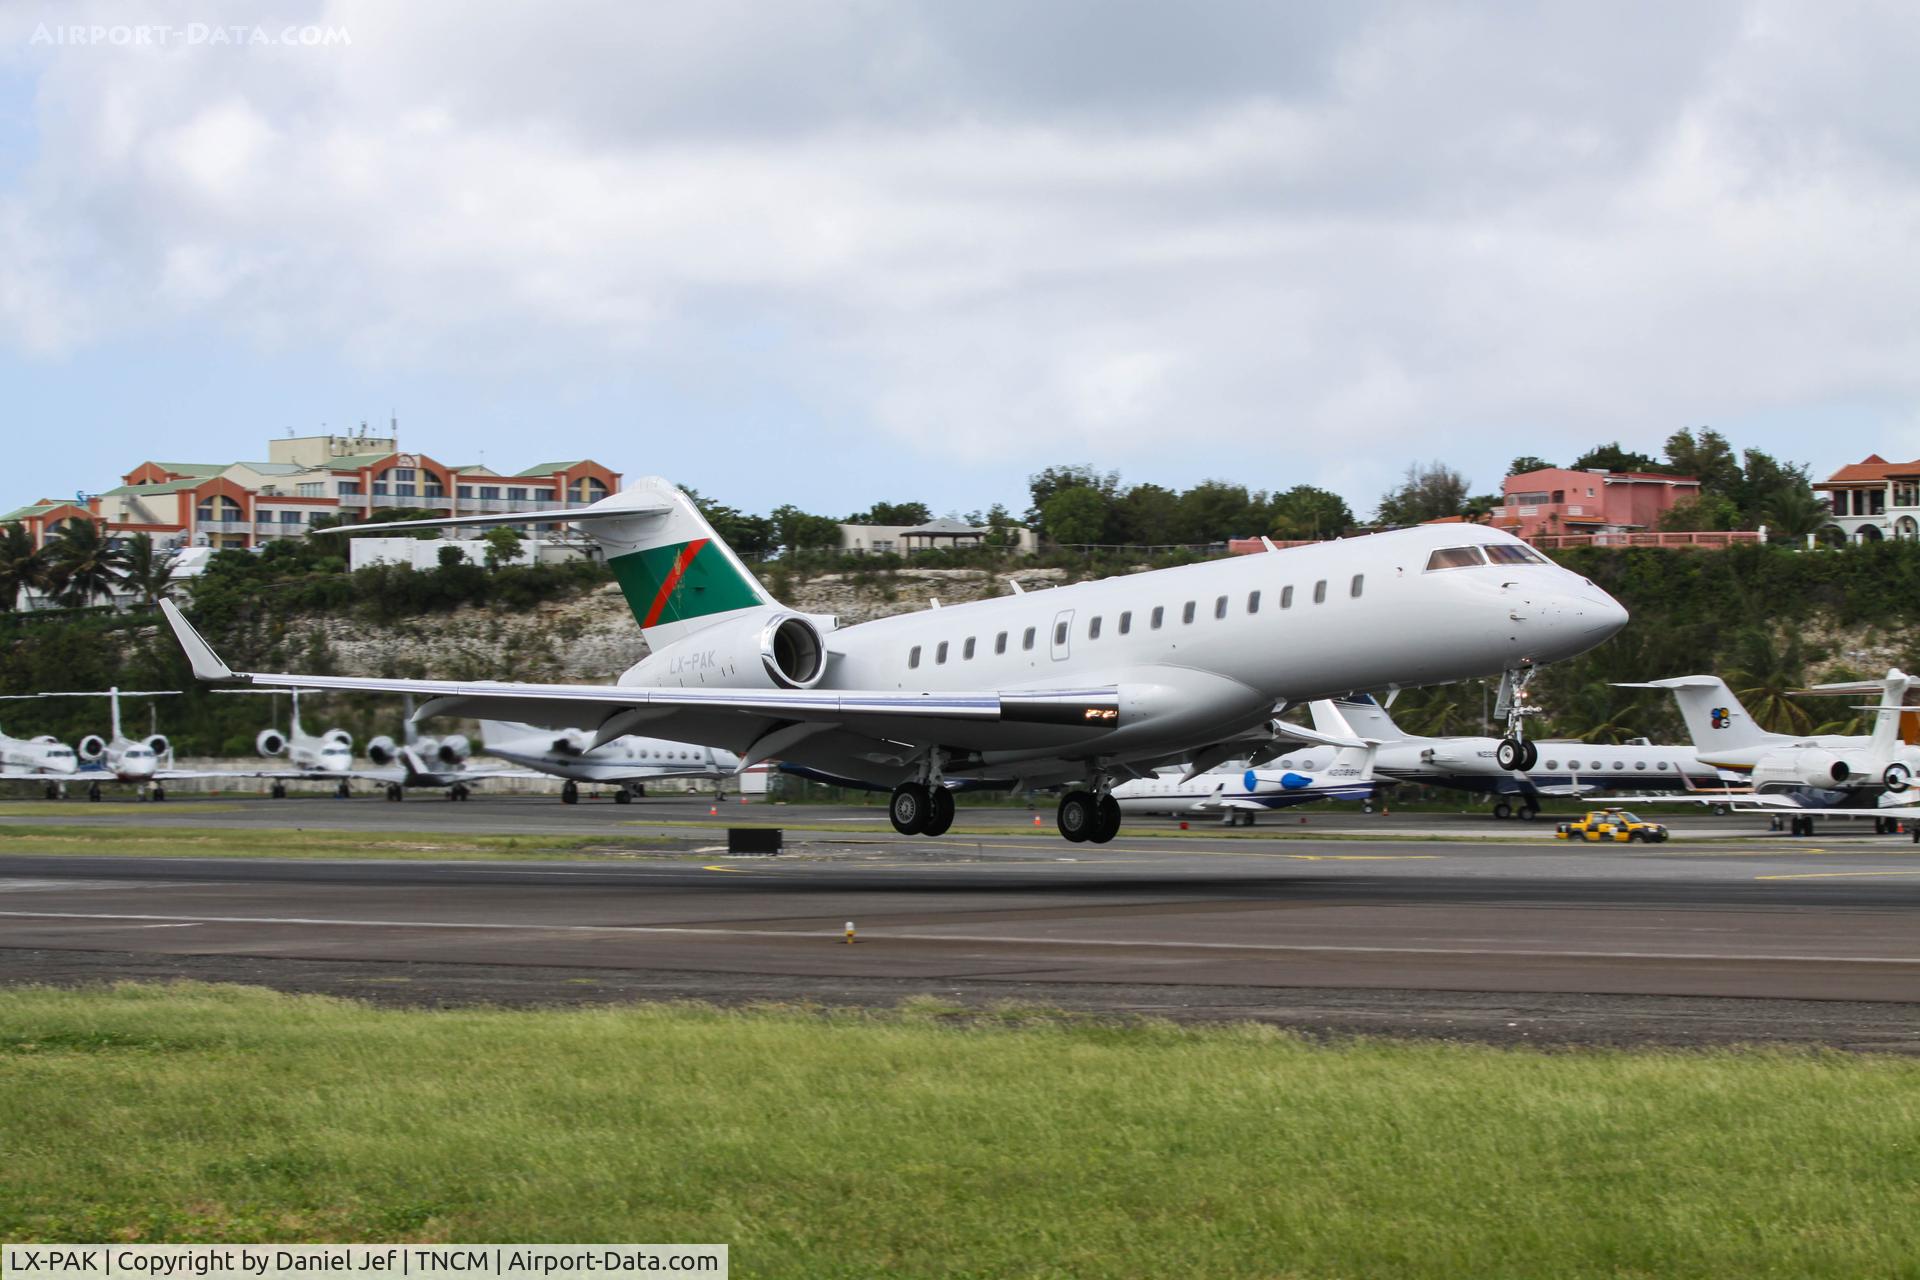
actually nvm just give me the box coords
[550,730,588,757]
[323,728,353,751]
[626,610,827,691]
[78,734,106,762]
[1751,748,1854,793]
[31,734,57,745]
[366,735,399,767]
[436,734,472,766]
[256,729,288,757]
[145,734,171,760]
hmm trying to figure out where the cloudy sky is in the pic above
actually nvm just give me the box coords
[2,1,1918,520]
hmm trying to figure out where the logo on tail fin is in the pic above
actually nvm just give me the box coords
[1710,707,1730,729]
[609,539,763,631]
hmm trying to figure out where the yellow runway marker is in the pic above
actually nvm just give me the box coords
[701,864,755,874]
[1756,869,1920,881]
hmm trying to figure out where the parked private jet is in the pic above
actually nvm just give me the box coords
[218,688,358,797]
[0,723,82,797]
[158,476,1628,843]
[480,721,740,804]
[0,688,195,800]
[1313,695,1738,820]
[1621,672,1920,835]
[1113,703,1379,824]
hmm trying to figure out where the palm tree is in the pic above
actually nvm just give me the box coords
[1763,485,1832,543]
[0,522,48,611]
[119,532,178,610]
[1725,628,1814,735]
[44,519,124,608]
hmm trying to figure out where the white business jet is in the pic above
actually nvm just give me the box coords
[0,723,82,797]
[1112,702,1379,825]
[479,721,741,805]
[157,476,1627,844]
[0,688,196,801]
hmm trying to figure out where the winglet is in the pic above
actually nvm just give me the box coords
[159,600,235,681]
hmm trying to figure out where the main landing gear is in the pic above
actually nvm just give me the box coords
[87,782,103,802]
[335,781,352,799]
[562,780,580,805]
[1490,799,1541,821]
[1493,663,1543,772]
[888,751,957,836]
[446,783,471,802]
[385,782,405,802]
[270,782,288,799]
[1057,784,1121,844]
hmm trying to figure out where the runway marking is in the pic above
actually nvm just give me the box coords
[701,865,754,874]
[0,910,1912,966]
[1756,869,1920,881]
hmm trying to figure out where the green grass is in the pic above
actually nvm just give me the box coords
[0,826,675,860]
[2,986,1916,1276]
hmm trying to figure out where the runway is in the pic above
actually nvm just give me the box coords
[1,797,1916,1050]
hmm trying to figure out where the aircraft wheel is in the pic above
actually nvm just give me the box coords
[271,783,287,799]
[43,784,57,801]
[336,782,350,799]
[1087,795,1122,844]
[1518,803,1540,821]
[1521,740,1539,771]
[1491,800,1512,821]
[1712,804,1729,817]
[889,783,931,835]
[1056,790,1095,843]
[152,787,166,802]
[88,783,102,802]
[614,787,633,805]
[1495,738,1525,770]
[450,784,470,802]
[386,783,403,802]
[562,781,580,806]
[633,784,646,797]
[1912,825,1919,844]
[922,787,956,837]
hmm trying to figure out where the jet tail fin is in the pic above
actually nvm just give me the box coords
[1316,693,1408,743]
[1614,675,1776,750]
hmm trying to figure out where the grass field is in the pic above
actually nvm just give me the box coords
[0,825,675,860]
[2,986,1916,1276]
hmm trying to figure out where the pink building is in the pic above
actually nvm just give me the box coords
[1492,467,1702,539]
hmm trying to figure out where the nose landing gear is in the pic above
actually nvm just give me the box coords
[1494,663,1543,772]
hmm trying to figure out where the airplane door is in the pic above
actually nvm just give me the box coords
[1050,609,1074,662]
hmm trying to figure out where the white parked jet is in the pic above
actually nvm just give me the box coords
[0,724,82,797]
[479,721,741,804]
[158,476,1628,844]
[1316,695,1738,820]
[217,688,359,797]
[0,688,190,801]
[1113,707,1378,825]
[1621,672,1920,834]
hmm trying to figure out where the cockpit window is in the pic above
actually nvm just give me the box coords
[1425,546,1486,571]
[1485,543,1549,565]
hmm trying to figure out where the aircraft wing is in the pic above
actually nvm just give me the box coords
[160,601,1122,745]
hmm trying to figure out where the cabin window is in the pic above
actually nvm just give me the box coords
[1350,574,1364,598]
[1151,606,1164,629]
[908,645,921,669]
[963,637,976,660]
[1182,601,1196,624]
[995,631,1008,655]
[1089,616,1102,640]
[1634,761,1647,770]
[1119,611,1132,635]
[1425,546,1486,571]
[936,641,949,665]
[1544,759,1557,770]
[1280,586,1293,609]
[1568,760,1581,770]
[1023,627,1036,651]
[1657,761,1670,771]
[1054,621,1068,646]
[1612,760,1625,771]
[1247,590,1261,613]
[1214,595,1228,619]
[1313,580,1327,604]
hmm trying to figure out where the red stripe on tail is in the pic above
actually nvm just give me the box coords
[641,538,710,628]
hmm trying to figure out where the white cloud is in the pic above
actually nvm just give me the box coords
[3,0,1920,504]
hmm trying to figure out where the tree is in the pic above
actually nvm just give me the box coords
[770,505,843,554]
[1026,465,1121,536]
[1506,456,1555,477]
[1176,480,1261,543]
[1375,462,1470,526]
[1662,428,1739,494]
[1762,486,1832,542]
[1041,487,1110,546]
[1571,442,1661,473]
[683,488,776,558]
[981,503,1019,549]
[119,533,178,610]
[0,523,47,611]
[481,526,525,570]
[1656,494,1741,532]
[846,501,931,527]
[1113,484,1182,546]
[437,544,468,569]
[1268,485,1354,539]
[1726,629,1814,735]
[44,519,123,608]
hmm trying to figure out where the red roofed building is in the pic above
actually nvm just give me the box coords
[1491,467,1702,539]
[1812,454,1920,542]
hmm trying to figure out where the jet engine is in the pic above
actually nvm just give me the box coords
[144,734,171,760]
[1751,748,1855,793]
[77,735,106,762]
[629,611,827,690]
[256,729,288,757]
[550,729,589,756]
[323,728,353,751]
[366,735,399,767]
[435,734,471,766]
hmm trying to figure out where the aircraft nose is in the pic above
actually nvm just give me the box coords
[1551,584,1629,654]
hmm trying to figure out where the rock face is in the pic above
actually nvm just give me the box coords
[287,566,1076,682]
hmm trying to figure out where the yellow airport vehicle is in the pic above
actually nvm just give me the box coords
[1555,808,1669,843]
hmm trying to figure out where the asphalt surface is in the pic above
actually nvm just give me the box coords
[1,796,1916,1051]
